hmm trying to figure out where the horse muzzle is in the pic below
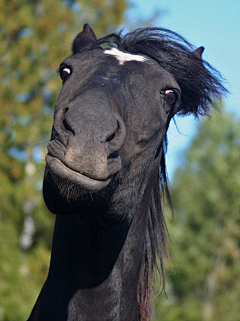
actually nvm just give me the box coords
[45,106,126,194]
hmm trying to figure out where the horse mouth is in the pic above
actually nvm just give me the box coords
[45,155,112,192]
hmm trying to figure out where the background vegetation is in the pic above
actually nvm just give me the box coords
[154,104,240,321]
[0,1,239,320]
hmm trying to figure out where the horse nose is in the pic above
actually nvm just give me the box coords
[53,108,126,152]
[51,106,126,180]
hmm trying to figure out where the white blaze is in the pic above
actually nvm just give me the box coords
[104,47,146,65]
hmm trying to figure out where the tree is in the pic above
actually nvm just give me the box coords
[0,1,129,319]
[154,103,240,321]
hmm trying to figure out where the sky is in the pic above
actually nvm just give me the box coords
[129,0,240,179]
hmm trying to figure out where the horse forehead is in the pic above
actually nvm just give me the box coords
[104,48,147,65]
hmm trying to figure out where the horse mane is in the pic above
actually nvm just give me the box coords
[90,27,226,117]
[83,28,227,320]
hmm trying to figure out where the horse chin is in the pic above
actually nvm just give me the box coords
[45,154,112,197]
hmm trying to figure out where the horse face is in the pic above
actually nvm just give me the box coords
[43,28,180,216]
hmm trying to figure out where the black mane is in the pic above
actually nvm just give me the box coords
[90,27,226,117]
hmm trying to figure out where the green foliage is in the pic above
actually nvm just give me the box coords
[0,0,129,319]
[0,221,50,321]
[155,103,240,321]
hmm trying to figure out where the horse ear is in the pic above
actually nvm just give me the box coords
[72,24,98,54]
[192,46,204,59]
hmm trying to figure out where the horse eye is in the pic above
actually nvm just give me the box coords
[161,90,177,106]
[60,67,71,81]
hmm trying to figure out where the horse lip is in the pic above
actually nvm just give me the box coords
[45,155,112,191]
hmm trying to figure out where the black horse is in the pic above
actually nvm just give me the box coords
[28,24,226,321]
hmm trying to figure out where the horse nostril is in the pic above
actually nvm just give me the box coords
[105,118,126,159]
[106,132,116,142]
[108,151,119,159]
[63,119,74,136]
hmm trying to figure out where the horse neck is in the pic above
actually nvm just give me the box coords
[41,206,148,321]
[49,214,130,288]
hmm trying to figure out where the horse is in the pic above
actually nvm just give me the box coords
[27,24,226,321]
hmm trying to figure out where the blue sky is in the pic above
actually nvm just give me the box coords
[130,0,240,178]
